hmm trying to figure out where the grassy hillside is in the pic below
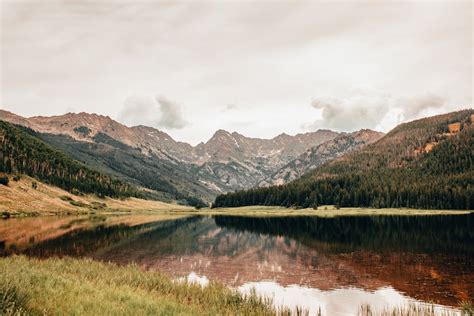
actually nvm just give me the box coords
[0,175,193,217]
[214,110,474,210]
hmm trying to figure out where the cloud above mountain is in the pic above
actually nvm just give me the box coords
[1,1,471,143]
[156,95,188,129]
[304,88,448,132]
[118,95,188,129]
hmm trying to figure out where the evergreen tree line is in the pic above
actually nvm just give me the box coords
[214,111,474,210]
[0,120,140,198]
[214,214,474,255]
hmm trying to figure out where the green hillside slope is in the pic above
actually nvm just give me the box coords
[35,131,212,206]
[214,110,474,210]
[0,120,139,198]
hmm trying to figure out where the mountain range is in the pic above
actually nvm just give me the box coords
[215,109,474,210]
[0,109,383,203]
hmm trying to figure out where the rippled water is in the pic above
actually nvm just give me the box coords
[1,213,472,315]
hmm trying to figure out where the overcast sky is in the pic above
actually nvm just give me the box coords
[1,0,472,145]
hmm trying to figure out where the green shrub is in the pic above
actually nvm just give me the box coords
[69,200,88,208]
[90,202,107,210]
[0,176,9,186]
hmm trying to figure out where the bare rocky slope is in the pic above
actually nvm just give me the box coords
[259,129,384,187]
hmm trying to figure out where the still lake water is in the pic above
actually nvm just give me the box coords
[1,213,473,315]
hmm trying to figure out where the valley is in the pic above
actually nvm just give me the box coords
[2,1,472,314]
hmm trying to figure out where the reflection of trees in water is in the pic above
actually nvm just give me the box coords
[2,216,285,260]
[93,216,292,261]
[12,214,473,259]
[3,217,200,258]
[214,214,474,255]
[215,215,474,305]
[5,214,473,260]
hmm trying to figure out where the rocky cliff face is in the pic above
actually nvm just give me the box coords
[194,129,339,191]
[0,109,380,195]
[259,129,385,187]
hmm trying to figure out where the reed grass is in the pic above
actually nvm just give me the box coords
[358,302,471,316]
[0,256,283,315]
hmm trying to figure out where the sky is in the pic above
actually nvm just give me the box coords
[1,0,472,145]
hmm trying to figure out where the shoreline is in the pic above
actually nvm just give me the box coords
[2,205,472,219]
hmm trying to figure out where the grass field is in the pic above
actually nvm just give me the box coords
[192,205,472,217]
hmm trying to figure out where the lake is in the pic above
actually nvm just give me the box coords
[1,213,472,315]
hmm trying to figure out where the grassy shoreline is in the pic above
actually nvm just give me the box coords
[1,177,471,218]
[193,206,472,217]
[3,205,471,219]
[0,256,281,315]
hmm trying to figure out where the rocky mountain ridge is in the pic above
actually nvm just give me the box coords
[0,109,381,197]
[259,129,385,187]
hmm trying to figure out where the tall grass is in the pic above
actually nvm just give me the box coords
[0,281,28,315]
[460,301,474,316]
[358,302,471,316]
[0,256,284,315]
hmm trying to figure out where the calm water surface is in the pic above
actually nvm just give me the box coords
[1,213,472,315]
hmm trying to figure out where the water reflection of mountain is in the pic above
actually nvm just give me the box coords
[91,216,286,263]
[214,214,474,255]
[1,214,472,306]
[88,215,473,306]
[214,215,474,305]
[0,216,199,257]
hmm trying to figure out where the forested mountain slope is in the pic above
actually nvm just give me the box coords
[0,121,138,198]
[214,110,474,210]
[37,131,215,204]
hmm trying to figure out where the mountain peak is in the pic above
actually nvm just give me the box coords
[208,129,233,142]
[215,129,231,135]
[274,132,290,139]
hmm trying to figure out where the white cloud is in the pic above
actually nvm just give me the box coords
[118,95,158,127]
[399,94,445,120]
[304,87,449,132]
[156,95,188,129]
[118,94,188,129]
